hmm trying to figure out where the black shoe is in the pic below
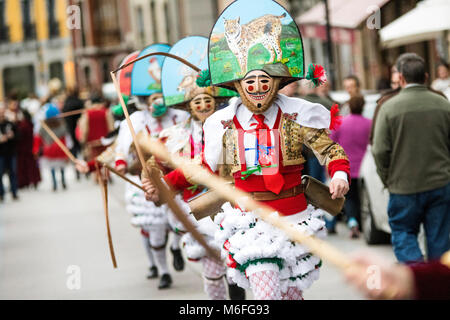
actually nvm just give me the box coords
[228,283,246,300]
[158,274,172,289]
[170,247,185,271]
[147,266,158,279]
[62,182,67,190]
[0,195,4,202]
[12,194,19,201]
[327,228,337,235]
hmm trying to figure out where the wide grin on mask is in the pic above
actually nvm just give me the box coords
[247,91,269,101]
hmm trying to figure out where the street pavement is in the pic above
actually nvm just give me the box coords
[0,166,396,300]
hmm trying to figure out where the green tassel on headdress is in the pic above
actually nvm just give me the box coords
[196,69,212,88]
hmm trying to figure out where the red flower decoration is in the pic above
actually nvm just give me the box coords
[226,253,237,269]
[283,112,298,121]
[329,104,343,130]
[306,64,327,87]
[223,239,231,251]
[221,120,233,129]
[313,65,327,86]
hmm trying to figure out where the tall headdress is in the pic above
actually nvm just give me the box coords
[117,51,140,97]
[131,43,171,96]
[207,0,317,90]
[161,36,236,110]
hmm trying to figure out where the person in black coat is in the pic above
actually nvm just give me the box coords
[63,87,85,179]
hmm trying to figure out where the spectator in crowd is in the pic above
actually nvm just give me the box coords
[5,92,21,123]
[0,103,19,201]
[63,87,85,180]
[16,109,41,189]
[431,62,450,99]
[343,75,361,98]
[330,95,372,238]
[77,93,114,162]
[376,65,392,91]
[390,66,401,90]
[33,104,71,191]
[372,53,450,264]
[341,75,362,116]
[344,250,450,300]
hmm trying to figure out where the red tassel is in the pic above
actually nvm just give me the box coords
[329,104,342,130]
[313,64,327,86]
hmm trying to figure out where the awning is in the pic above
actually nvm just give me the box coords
[380,0,450,48]
[296,0,390,29]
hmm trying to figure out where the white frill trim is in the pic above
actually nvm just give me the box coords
[124,178,169,227]
[169,195,221,260]
[214,203,327,293]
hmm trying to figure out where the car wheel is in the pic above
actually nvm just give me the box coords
[359,180,390,245]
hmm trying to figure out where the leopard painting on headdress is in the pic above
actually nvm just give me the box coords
[223,13,286,74]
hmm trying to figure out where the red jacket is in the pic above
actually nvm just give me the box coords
[33,135,68,160]
[87,108,109,142]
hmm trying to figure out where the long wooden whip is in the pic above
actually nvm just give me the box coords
[96,163,118,269]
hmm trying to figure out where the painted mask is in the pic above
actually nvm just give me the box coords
[235,70,280,114]
[189,93,216,123]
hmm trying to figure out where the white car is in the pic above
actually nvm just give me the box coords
[359,145,391,244]
[330,91,391,244]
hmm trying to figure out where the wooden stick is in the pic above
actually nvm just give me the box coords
[56,109,85,119]
[97,161,146,192]
[40,120,77,163]
[96,163,118,269]
[138,137,354,271]
[110,71,221,263]
[112,52,201,74]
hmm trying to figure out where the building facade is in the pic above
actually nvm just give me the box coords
[297,0,441,91]
[0,0,75,100]
[69,0,134,93]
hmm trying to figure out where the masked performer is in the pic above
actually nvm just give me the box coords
[141,36,243,299]
[145,0,350,300]
[116,44,190,289]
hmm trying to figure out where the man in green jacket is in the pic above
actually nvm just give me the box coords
[372,53,450,264]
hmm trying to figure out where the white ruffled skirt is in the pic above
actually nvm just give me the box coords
[214,202,327,293]
[168,194,221,261]
[124,176,169,228]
